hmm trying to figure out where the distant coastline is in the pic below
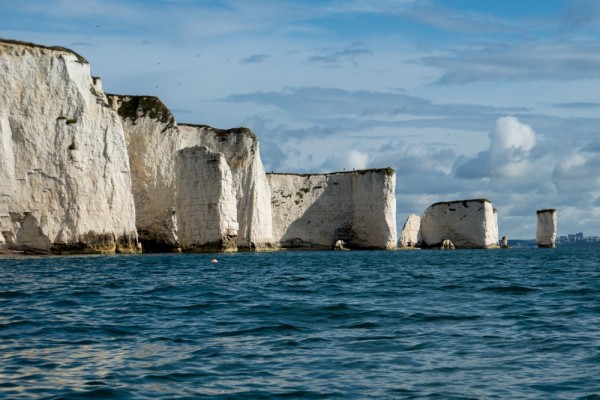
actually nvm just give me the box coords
[510,238,600,248]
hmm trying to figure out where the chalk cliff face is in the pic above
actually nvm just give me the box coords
[176,146,239,251]
[0,40,138,253]
[536,209,557,248]
[267,169,397,249]
[399,214,421,248]
[111,95,181,251]
[0,39,397,254]
[112,97,273,251]
[179,124,273,250]
[420,199,499,249]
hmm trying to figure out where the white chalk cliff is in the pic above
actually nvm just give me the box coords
[112,97,274,251]
[0,39,397,253]
[536,209,557,248]
[114,95,397,251]
[0,40,138,253]
[111,95,181,251]
[114,95,395,252]
[420,199,499,249]
[178,124,274,250]
[399,214,421,248]
[176,146,239,251]
[267,170,397,249]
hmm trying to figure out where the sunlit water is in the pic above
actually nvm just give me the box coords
[1,248,599,399]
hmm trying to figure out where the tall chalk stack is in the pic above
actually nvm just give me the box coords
[536,209,557,248]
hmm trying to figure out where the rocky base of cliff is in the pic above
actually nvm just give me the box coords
[49,232,141,255]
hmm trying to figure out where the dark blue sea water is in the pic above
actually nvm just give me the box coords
[1,248,599,399]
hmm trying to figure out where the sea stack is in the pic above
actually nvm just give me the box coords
[420,199,499,249]
[399,214,421,248]
[267,169,397,249]
[536,209,557,248]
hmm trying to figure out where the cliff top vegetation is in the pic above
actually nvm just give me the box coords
[537,208,557,214]
[267,167,395,178]
[179,124,257,140]
[109,95,175,125]
[430,199,491,208]
[0,38,88,64]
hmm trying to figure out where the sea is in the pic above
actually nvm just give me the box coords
[1,248,599,399]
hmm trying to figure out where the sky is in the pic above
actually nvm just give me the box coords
[1,0,600,239]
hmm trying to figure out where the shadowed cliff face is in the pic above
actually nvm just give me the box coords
[0,40,139,254]
[267,170,397,250]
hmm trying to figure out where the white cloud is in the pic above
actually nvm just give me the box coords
[492,115,536,151]
[322,149,369,171]
[418,40,600,84]
[553,152,600,192]
[454,116,537,179]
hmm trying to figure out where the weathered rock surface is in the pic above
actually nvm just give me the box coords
[399,214,421,248]
[0,40,139,254]
[113,94,396,252]
[1,39,398,254]
[267,169,397,249]
[179,124,273,250]
[111,96,274,251]
[441,239,456,249]
[420,199,499,249]
[536,209,557,248]
[176,146,238,251]
[111,95,181,251]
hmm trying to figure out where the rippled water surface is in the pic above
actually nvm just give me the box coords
[1,248,599,399]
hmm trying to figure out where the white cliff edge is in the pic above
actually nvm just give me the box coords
[0,39,138,254]
[420,199,499,249]
[113,94,395,252]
